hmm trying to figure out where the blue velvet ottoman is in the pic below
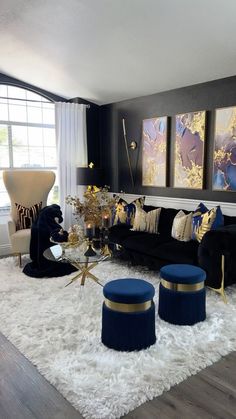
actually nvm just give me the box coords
[102,278,156,351]
[158,264,206,326]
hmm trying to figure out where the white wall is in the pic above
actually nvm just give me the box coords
[123,194,236,216]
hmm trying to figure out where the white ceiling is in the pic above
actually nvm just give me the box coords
[1,0,236,105]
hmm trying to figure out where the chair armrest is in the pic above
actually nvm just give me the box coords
[8,219,16,236]
[198,225,236,288]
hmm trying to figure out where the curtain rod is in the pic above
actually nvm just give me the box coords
[0,96,90,108]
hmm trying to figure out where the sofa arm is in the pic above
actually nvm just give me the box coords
[8,219,16,236]
[198,225,236,288]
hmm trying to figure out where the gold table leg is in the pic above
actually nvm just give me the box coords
[208,255,227,304]
[65,260,103,287]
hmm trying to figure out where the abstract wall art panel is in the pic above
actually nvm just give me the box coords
[142,116,167,187]
[174,111,206,189]
[213,106,236,191]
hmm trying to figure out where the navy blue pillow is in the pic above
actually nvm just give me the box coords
[192,203,224,242]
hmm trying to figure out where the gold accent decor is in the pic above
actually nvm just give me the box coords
[66,186,116,227]
[161,279,204,292]
[101,244,112,257]
[104,298,152,313]
[122,118,135,189]
[208,255,227,304]
[129,141,137,150]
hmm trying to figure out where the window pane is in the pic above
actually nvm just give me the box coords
[8,86,26,99]
[43,128,56,146]
[0,125,8,145]
[13,146,30,167]
[27,105,42,123]
[0,170,10,209]
[44,147,57,166]
[0,146,9,167]
[9,104,27,122]
[29,147,44,166]
[0,85,7,97]
[28,127,43,146]
[26,90,46,101]
[0,99,8,120]
[12,126,28,146]
[42,104,55,124]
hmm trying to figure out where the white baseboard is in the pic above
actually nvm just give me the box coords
[0,244,12,257]
[115,193,236,216]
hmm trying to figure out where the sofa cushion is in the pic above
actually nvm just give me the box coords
[122,233,173,255]
[224,215,236,226]
[109,224,130,243]
[153,239,199,265]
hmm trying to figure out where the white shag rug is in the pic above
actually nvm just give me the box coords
[0,257,236,419]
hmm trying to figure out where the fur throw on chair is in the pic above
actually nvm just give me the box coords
[23,204,77,278]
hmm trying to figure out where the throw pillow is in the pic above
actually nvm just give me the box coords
[192,203,224,242]
[15,202,42,230]
[112,196,145,227]
[171,210,193,242]
[132,206,161,234]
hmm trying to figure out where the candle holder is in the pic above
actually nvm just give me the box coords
[101,225,112,257]
[102,214,110,229]
[84,238,97,257]
[84,222,96,256]
[101,242,112,257]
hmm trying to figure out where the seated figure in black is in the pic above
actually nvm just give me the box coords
[23,204,77,278]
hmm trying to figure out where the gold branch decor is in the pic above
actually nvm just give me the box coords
[66,186,116,227]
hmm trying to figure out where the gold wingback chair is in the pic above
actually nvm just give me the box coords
[3,170,56,266]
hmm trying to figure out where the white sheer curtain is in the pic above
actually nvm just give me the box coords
[55,102,88,230]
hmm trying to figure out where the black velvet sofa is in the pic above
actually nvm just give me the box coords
[109,205,236,289]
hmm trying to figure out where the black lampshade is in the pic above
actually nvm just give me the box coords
[77,167,104,186]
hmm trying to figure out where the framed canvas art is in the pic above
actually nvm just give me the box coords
[142,116,167,187]
[174,111,206,189]
[213,106,236,191]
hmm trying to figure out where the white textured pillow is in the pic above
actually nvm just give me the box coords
[171,210,193,242]
[132,207,161,234]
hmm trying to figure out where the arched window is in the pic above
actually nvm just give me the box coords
[0,85,58,211]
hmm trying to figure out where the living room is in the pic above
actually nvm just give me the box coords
[0,1,236,418]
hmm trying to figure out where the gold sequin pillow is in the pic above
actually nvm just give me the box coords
[132,206,161,234]
[171,210,193,242]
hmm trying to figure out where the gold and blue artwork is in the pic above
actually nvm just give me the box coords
[213,106,236,191]
[142,117,167,187]
[174,111,206,189]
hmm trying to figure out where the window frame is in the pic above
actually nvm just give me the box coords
[0,84,57,212]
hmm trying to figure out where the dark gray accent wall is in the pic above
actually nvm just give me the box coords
[100,76,236,203]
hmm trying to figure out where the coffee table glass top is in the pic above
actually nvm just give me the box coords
[44,241,123,264]
[44,241,123,287]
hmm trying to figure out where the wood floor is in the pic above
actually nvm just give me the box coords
[0,331,236,419]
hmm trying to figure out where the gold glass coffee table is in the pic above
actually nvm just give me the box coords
[43,241,123,287]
